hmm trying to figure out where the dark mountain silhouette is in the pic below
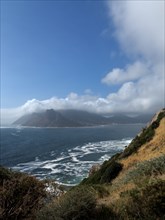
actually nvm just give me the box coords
[13,109,153,127]
[13,109,109,127]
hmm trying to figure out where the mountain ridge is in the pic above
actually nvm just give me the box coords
[13,109,153,127]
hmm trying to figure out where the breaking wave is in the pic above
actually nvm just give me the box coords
[12,138,131,185]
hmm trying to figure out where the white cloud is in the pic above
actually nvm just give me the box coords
[102,61,150,85]
[0,94,107,125]
[1,81,163,125]
[102,0,165,112]
[107,1,164,61]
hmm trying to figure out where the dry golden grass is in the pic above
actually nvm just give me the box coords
[121,118,165,170]
[98,182,135,206]
[98,117,165,207]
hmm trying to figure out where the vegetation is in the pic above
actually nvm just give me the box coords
[123,155,165,185]
[38,186,95,220]
[81,159,123,184]
[90,184,109,198]
[120,110,165,158]
[0,166,46,220]
[117,179,165,219]
[37,185,116,220]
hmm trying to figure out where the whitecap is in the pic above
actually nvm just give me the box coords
[12,137,133,185]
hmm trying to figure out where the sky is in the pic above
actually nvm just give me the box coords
[1,0,165,125]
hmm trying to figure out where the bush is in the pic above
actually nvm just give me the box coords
[123,179,165,219]
[37,186,97,220]
[37,185,117,220]
[0,166,12,185]
[81,159,123,185]
[100,161,123,183]
[120,127,154,158]
[123,155,165,186]
[0,167,46,220]
[95,204,117,220]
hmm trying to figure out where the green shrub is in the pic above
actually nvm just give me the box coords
[123,179,165,219]
[120,127,154,158]
[156,110,165,123]
[37,186,97,220]
[95,204,117,220]
[123,155,165,186]
[100,161,123,183]
[0,167,46,220]
[81,160,123,184]
[37,185,117,220]
[0,166,12,184]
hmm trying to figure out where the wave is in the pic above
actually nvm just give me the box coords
[12,138,132,185]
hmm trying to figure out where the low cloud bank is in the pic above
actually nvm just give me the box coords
[1,92,163,125]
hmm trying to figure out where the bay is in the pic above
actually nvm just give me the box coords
[0,124,144,185]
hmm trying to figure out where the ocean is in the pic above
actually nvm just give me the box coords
[0,124,144,185]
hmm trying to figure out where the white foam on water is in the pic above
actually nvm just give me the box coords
[12,138,132,185]
[50,168,62,174]
[42,163,58,170]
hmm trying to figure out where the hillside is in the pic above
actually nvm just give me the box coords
[38,109,165,219]
[13,109,152,127]
[80,109,165,219]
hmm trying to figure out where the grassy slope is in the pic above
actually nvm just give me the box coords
[92,111,165,220]
[121,117,165,168]
[98,117,165,205]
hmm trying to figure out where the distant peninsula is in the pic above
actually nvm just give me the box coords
[13,109,153,127]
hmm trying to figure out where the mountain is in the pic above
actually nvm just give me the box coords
[13,109,109,127]
[103,113,153,124]
[13,109,153,127]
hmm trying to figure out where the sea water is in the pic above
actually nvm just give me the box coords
[0,124,144,185]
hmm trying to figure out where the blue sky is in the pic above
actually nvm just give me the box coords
[1,0,164,124]
[1,0,125,107]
